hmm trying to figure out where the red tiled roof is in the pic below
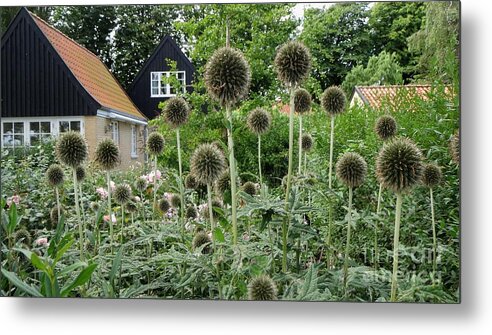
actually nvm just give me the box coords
[29,11,146,120]
[353,85,453,109]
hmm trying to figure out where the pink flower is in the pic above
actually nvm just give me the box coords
[110,181,116,192]
[134,196,141,202]
[147,170,162,183]
[103,214,117,223]
[96,187,108,199]
[6,194,21,207]
[36,237,49,247]
[242,233,250,241]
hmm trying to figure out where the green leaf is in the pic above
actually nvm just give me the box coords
[60,263,97,297]
[58,261,87,277]
[109,246,123,284]
[1,268,43,297]
[31,253,51,276]
[213,227,225,243]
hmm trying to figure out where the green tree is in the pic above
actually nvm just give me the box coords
[342,51,403,96]
[369,2,425,80]
[300,3,372,89]
[1,6,53,34]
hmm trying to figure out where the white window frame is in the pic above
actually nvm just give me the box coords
[2,121,25,148]
[1,117,85,148]
[28,121,52,146]
[150,71,186,98]
[111,121,119,144]
[131,125,138,158]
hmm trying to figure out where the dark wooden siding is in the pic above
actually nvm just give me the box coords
[1,9,100,118]
[127,37,194,120]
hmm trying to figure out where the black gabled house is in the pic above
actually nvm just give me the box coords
[127,36,195,120]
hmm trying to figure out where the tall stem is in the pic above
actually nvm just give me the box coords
[304,152,307,175]
[120,206,124,245]
[282,86,296,273]
[226,104,238,245]
[107,170,113,254]
[343,187,353,290]
[328,116,335,189]
[326,201,333,270]
[176,128,185,234]
[430,188,437,283]
[152,156,158,216]
[55,187,61,226]
[73,169,83,261]
[207,183,214,238]
[79,183,87,245]
[390,193,403,302]
[258,135,262,185]
[376,183,383,214]
[298,115,303,175]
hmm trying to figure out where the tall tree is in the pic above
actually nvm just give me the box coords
[1,6,53,34]
[300,3,372,89]
[52,6,116,69]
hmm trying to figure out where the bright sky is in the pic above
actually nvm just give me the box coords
[292,2,333,19]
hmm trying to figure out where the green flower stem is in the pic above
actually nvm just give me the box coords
[107,170,114,254]
[55,187,61,226]
[374,183,383,269]
[79,183,87,246]
[258,135,262,185]
[390,193,403,302]
[376,183,383,214]
[304,152,307,175]
[120,206,124,245]
[282,86,296,273]
[226,104,238,245]
[176,128,185,235]
[326,200,333,270]
[343,187,353,290]
[430,188,437,284]
[152,156,158,217]
[207,183,214,236]
[328,115,335,189]
[298,115,303,175]
[73,168,83,261]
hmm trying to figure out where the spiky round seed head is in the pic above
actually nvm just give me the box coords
[158,198,170,213]
[275,41,311,87]
[321,86,346,116]
[113,184,132,205]
[163,97,191,128]
[421,163,442,188]
[13,228,32,246]
[449,130,460,165]
[185,174,198,190]
[171,194,181,208]
[126,200,138,213]
[55,131,88,168]
[46,164,65,187]
[147,132,165,156]
[247,108,272,135]
[94,139,120,170]
[248,275,277,301]
[186,206,197,219]
[190,143,226,185]
[75,166,86,182]
[204,47,251,107]
[215,171,231,194]
[192,231,212,254]
[294,88,312,114]
[301,134,313,152]
[50,207,64,228]
[135,178,148,193]
[90,202,100,212]
[376,138,424,193]
[375,115,397,141]
[211,141,225,153]
[201,199,223,220]
[336,152,367,188]
[243,181,257,196]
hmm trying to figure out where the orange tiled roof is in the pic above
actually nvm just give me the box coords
[29,12,146,120]
[353,85,453,109]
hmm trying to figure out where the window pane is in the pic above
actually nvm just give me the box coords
[3,134,13,145]
[60,121,69,133]
[14,135,24,145]
[30,135,40,146]
[177,72,185,79]
[71,121,81,132]
[160,86,167,95]
[151,73,159,80]
[41,122,51,133]
[14,122,24,133]
[30,122,40,134]
[170,85,176,95]
[3,123,12,133]
[152,88,159,95]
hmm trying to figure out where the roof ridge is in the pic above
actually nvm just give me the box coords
[28,10,102,63]
[356,84,434,89]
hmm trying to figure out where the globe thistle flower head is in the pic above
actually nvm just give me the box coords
[46,164,65,187]
[204,47,251,107]
[449,130,460,165]
[126,199,138,213]
[274,41,311,87]
[171,194,181,208]
[163,97,191,128]
[186,205,197,219]
[421,163,442,188]
[375,115,397,141]
[247,108,272,136]
[242,181,257,196]
[294,88,312,114]
[113,183,132,205]
[135,178,148,193]
[336,152,367,188]
[200,199,223,220]
[147,132,165,156]
[158,198,171,214]
[301,133,313,152]
[376,138,424,193]
[321,86,346,116]
[55,131,88,168]
[190,143,226,185]
[185,174,198,190]
[90,201,100,212]
[192,231,212,254]
[14,228,32,246]
[248,275,277,300]
[215,171,231,194]
[94,138,120,170]
[76,166,86,182]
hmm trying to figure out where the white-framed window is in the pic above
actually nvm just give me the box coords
[150,71,186,98]
[131,125,138,158]
[2,122,25,148]
[29,121,52,146]
[111,121,119,144]
[59,120,81,133]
